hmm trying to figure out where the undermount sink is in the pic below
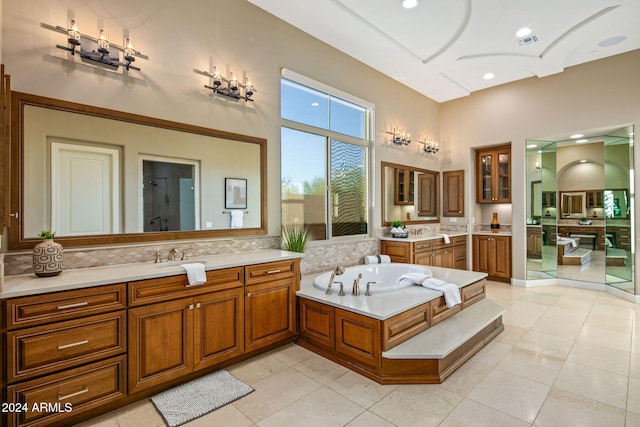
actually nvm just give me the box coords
[156,260,208,268]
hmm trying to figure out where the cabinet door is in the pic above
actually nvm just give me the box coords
[394,168,414,205]
[194,288,244,371]
[128,298,193,394]
[417,172,437,217]
[414,251,433,266]
[477,151,494,203]
[380,240,412,263]
[476,146,511,203]
[494,147,511,202]
[472,235,491,273]
[299,298,335,349]
[443,170,464,217]
[453,243,467,270]
[432,248,454,268]
[245,278,295,352]
[493,236,512,278]
[335,308,380,368]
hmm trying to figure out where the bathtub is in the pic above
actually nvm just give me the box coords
[313,263,431,294]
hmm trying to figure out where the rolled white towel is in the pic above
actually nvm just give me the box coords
[364,255,391,264]
[180,263,207,286]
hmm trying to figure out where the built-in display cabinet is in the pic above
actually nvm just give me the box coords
[476,145,511,203]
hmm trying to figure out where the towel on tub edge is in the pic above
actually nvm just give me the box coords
[364,255,391,264]
[396,273,461,308]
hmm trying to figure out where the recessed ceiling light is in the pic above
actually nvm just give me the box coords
[400,0,419,9]
[599,35,626,47]
[311,102,319,107]
[483,72,495,80]
[579,159,587,163]
[570,134,584,139]
[527,144,537,149]
[516,27,532,38]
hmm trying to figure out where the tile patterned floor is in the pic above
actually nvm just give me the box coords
[76,281,640,426]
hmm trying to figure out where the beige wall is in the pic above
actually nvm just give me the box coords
[440,50,640,281]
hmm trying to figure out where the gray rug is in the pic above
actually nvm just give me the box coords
[151,370,254,427]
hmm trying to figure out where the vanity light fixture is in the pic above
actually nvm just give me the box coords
[52,19,144,71]
[199,67,256,102]
[387,128,411,146]
[420,137,440,154]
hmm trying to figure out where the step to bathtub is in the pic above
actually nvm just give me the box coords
[606,248,628,266]
[560,248,591,265]
[383,299,504,359]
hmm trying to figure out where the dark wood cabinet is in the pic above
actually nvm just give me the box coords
[245,278,296,352]
[417,172,438,217]
[472,234,511,281]
[443,170,464,217]
[586,190,604,208]
[381,236,467,270]
[394,168,415,205]
[527,227,542,258]
[476,145,511,203]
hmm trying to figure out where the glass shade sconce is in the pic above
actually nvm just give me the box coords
[388,128,411,146]
[197,66,256,102]
[420,137,440,154]
[50,19,145,71]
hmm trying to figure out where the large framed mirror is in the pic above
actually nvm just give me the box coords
[9,92,267,250]
[381,161,439,225]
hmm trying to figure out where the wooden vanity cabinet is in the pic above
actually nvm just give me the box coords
[472,234,511,281]
[527,227,542,258]
[381,236,467,270]
[443,170,465,217]
[476,145,511,203]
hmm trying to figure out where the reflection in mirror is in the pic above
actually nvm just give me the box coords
[381,161,439,225]
[10,92,267,250]
[560,192,586,218]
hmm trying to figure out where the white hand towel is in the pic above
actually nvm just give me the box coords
[364,255,391,264]
[396,271,434,285]
[230,210,243,228]
[605,237,613,248]
[421,278,462,308]
[437,233,451,244]
[180,263,207,286]
[559,236,577,247]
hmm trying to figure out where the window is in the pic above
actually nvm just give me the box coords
[280,70,373,241]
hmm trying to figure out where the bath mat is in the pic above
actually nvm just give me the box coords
[151,370,254,427]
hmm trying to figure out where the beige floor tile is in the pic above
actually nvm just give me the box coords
[502,309,542,329]
[257,387,364,427]
[514,329,574,359]
[345,410,395,426]
[232,368,322,423]
[577,324,632,352]
[467,369,550,423]
[495,347,564,385]
[227,351,290,384]
[440,360,492,396]
[523,292,559,306]
[627,411,640,426]
[469,340,512,367]
[73,400,165,427]
[554,361,628,409]
[268,343,317,366]
[326,371,397,408]
[541,306,589,323]
[369,384,463,427]
[508,300,551,316]
[534,387,626,427]
[494,323,528,345]
[183,403,254,427]
[630,353,640,379]
[439,398,530,427]
[530,316,584,340]
[627,377,640,414]
[291,352,350,385]
[567,340,630,376]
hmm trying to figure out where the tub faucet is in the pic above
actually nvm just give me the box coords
[167,248,178,261]
[326,265,345,295]
[352,273,363,296]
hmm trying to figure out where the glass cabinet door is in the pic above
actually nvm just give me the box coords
[497,149,510,201]
[476,145,511,203]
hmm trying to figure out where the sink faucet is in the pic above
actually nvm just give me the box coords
[326,265,345,295]
[167,248,178,261]
[352,273,363,296]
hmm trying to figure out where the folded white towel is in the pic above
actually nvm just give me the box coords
[396,272,461,308]
[437,233,451,244]
[605,237,613,248]
[364,255,391,264]
[180,263,207,286]
[230,210,243,228]
[559,236,577,247]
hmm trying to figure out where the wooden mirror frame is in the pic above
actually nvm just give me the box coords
[8,91,267,250]
[381,161,439,226]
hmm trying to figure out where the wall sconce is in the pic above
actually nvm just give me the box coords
[387,128,411,146]
[420,137,440,154]
[535,159,541,170]
[197,67,256,102]
[50,19,145,71]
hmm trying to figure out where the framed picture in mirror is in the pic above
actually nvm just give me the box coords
[225,178,248,209]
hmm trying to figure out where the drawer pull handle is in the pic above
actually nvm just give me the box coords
[58,387,89,401]
[266,269,281,274]
[57,301,89,310]
[58,340,89,350]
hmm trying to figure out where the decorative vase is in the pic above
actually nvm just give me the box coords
[33,239,64,277]
[490,212,500,233]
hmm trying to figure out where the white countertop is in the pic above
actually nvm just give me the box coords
[0,249,304,299]
[379,232,468,243]
[472,231,513,236]
[297,266,488,320]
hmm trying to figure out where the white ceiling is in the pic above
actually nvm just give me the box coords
[247,0,640,102]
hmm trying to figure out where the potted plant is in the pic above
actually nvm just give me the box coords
[281,224,310,253]
[579,216,591,225]
[33,230,64,277]
[391,221,408,238]
[531,215,541,225]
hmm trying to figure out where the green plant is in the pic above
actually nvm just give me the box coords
[38,230,56,239]
[281,224,310,253]
[580,216,588,222]
[391,220,404,228]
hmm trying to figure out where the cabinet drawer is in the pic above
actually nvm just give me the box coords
[461,280,485,309]
[429,296,461,326]
[414,241,432,252]
[129,267,244,306]
[7,355,126,427]
[7,311,126,383]
[6,283,126,330]
[382,302,429,351]
[245,260,295,285]
[451,235,467,246]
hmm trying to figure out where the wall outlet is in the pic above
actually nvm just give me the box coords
[205,221,213,229]
[450,217,457,222]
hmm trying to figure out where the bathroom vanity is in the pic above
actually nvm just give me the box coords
[0,250,302,427]
[380,234,467,270]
